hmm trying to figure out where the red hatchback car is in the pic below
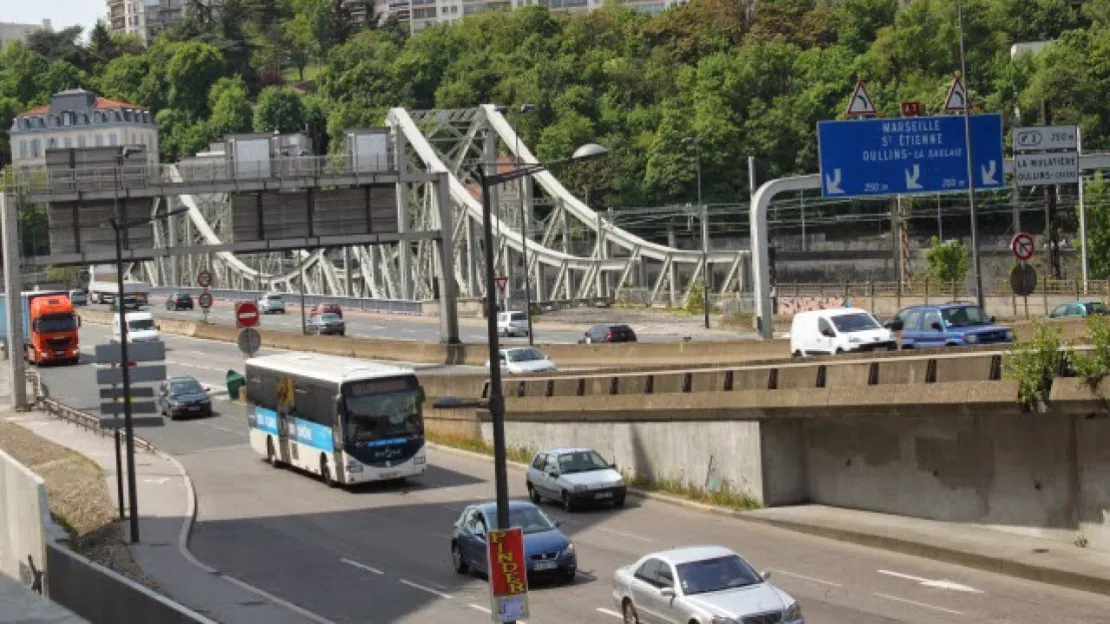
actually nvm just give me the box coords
[311,302,343,318]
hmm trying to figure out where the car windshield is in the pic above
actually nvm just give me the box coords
[318,314,341,323]
[170,379,204,395]
[266,295,283,301]
[830,312,879,333]
[507,348,545,362]
[505,506,556,534]
[941,305,990,328]
[128,319,155,331]
[557,450,611,474]
[509,313,527,321]
[676,555,763,596]
[38,314,77,332]
[344,390,423,442]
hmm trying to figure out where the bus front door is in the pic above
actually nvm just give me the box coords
[278,414,293,464]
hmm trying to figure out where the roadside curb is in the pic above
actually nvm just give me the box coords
[427,441,1110,598]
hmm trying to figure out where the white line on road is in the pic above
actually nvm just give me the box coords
[873,593,964,616]
[596,607,622,618]
[878,569,930,583]
[771,569,842,587]
[399,578,453,599]
[468,604,491,614]
[597,527,652,543]
[197,422,237,434]
[340,558,384,575]
[878,569,982,593]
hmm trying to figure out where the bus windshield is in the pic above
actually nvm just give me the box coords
[343,390,423,443]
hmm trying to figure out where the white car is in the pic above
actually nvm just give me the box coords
[497,311,530,337]
[613,546,804,624]
[526,447,626,511]
[789,307,896,356]
[485,347,556,374]
[111,311,161,343]
[257,293,286,314]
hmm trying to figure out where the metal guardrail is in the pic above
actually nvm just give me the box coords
[26,370,155,453]
[149,287,424,315]
[775,279,1110,299]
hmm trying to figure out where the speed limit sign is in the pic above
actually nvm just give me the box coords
[197,269,213,289]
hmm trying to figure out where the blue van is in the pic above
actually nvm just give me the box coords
[885,302,1014,348]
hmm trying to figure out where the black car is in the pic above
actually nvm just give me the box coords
[166,292,194,311]
[579,323,638,344]
[157,376,212,420]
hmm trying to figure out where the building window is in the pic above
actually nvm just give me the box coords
[109,134,118,146]
[64,137,72,148]
[79,136,86,148]
[31,139,41,157]
[19,141,27,158]
[47,138,57,149]
[95,134,104,147]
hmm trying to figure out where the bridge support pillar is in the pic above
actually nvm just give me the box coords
[435,172,460,344]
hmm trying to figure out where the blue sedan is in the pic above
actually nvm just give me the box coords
[451,500,577,584]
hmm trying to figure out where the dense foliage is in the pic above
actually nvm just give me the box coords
[2,0,1110,211]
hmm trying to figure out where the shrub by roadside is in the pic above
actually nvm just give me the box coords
[0,418,160,592]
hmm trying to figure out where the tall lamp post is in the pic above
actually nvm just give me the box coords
[515,103,537,345]
[682,136,710,329]
[111,146,187,543]
[479,142,607,552]
[956,0,985,309]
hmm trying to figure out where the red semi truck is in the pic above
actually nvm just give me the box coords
[0,290,81,365]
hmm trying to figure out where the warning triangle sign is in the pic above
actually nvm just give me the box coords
[943,75,971,112]
[845,79,878,116]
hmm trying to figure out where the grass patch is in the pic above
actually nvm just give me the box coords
[427,430,763,511]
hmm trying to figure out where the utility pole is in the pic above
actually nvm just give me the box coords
[957,0,985,310]
[1042,98,1062,279]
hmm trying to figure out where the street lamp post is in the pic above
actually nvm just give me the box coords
[110,146,186,543]
[516,103,537,345]
[683,137,710,329]
[478,143,607,559]
[957,0,985,310]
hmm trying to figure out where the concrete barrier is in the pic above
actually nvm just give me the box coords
[0,448,49,592]
[46,542,213,624]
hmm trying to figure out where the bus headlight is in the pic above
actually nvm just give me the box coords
[414,455,426,465]
[346,460,363,473]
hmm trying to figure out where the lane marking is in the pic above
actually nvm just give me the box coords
[873,592,964,616]
[598,527,652,543]
[399,578,453,599]
[468,604,491,614]
[878,569,982,593]
[341,558,384,575]
[197,422,237,434]
[597,607,622,618]
[771,569,842,587]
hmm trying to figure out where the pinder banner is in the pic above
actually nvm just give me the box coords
[486,527,528,622]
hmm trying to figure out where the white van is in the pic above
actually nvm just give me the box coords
[111,311,161,343]
[789,307,896,356]
[496,311,530,337]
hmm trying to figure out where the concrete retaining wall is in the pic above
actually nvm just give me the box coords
[481,419,765,502]
[0,448,49,592]
[46,542,212,624]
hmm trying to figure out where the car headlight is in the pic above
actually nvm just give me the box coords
[346,460,363,473]
[1005,329,1015,341]
[784,601,803,621]
[414,455,426,465]
[710,617,740,624]
[573,484,587,492]
[964,333,979,344]
[560,543,575,557]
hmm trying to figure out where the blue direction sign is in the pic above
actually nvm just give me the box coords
[818,114,1004,198]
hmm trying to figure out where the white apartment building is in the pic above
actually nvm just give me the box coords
[8,89,159,167]
[376,0,682,34]
[107,0,189,43]
[0,19,52,49]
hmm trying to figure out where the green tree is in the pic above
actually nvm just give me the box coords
[165,42,228,117]
[208,76,254,137]
[0,42,52,104]
[1080,171,1110,279]
[924,235,970,285]
[0,96,22,166]
[254,86,305,133]
[97,54,152,106]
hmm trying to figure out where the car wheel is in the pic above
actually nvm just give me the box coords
[613,496,626,509]
[527,482,541,504]
[452,542,469,574]
[267,438,281,467]
[563,568,576,584]
[321,456,337,488]
[622,599,639,624]
[561,491,574,512]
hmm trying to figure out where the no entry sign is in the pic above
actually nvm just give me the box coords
[1011,232,1035,262]
[235,301,260,329]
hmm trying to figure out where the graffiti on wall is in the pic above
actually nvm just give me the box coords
[778,295,849,315]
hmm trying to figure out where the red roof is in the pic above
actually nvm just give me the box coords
[16,96,146,117]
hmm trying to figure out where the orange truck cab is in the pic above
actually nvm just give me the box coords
[0,291,81,365]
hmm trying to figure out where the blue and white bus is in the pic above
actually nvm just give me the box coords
[245,352,427,487]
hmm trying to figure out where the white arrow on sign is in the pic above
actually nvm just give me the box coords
[878,569,982,593]
[905,164,923,190]
[981,160,998,185]
[825,169,844,194]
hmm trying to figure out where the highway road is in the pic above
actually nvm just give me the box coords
[128,298,747,344]
[35,327,1110,624]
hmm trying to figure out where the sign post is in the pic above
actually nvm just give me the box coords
[817,114,1004,199]
[197,268,214,324]
[486,527,529,623]
[1010,232,1037,318]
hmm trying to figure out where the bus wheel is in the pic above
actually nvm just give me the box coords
[321,456,337,488]
[266,437,281,467]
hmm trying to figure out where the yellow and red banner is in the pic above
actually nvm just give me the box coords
[487,527,529,622]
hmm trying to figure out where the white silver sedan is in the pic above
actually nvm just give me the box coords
[612,546,804,624]
[484,346,556,374]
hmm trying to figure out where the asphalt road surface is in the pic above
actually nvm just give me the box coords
[133,298,741,344]
[35,328,1110,624]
